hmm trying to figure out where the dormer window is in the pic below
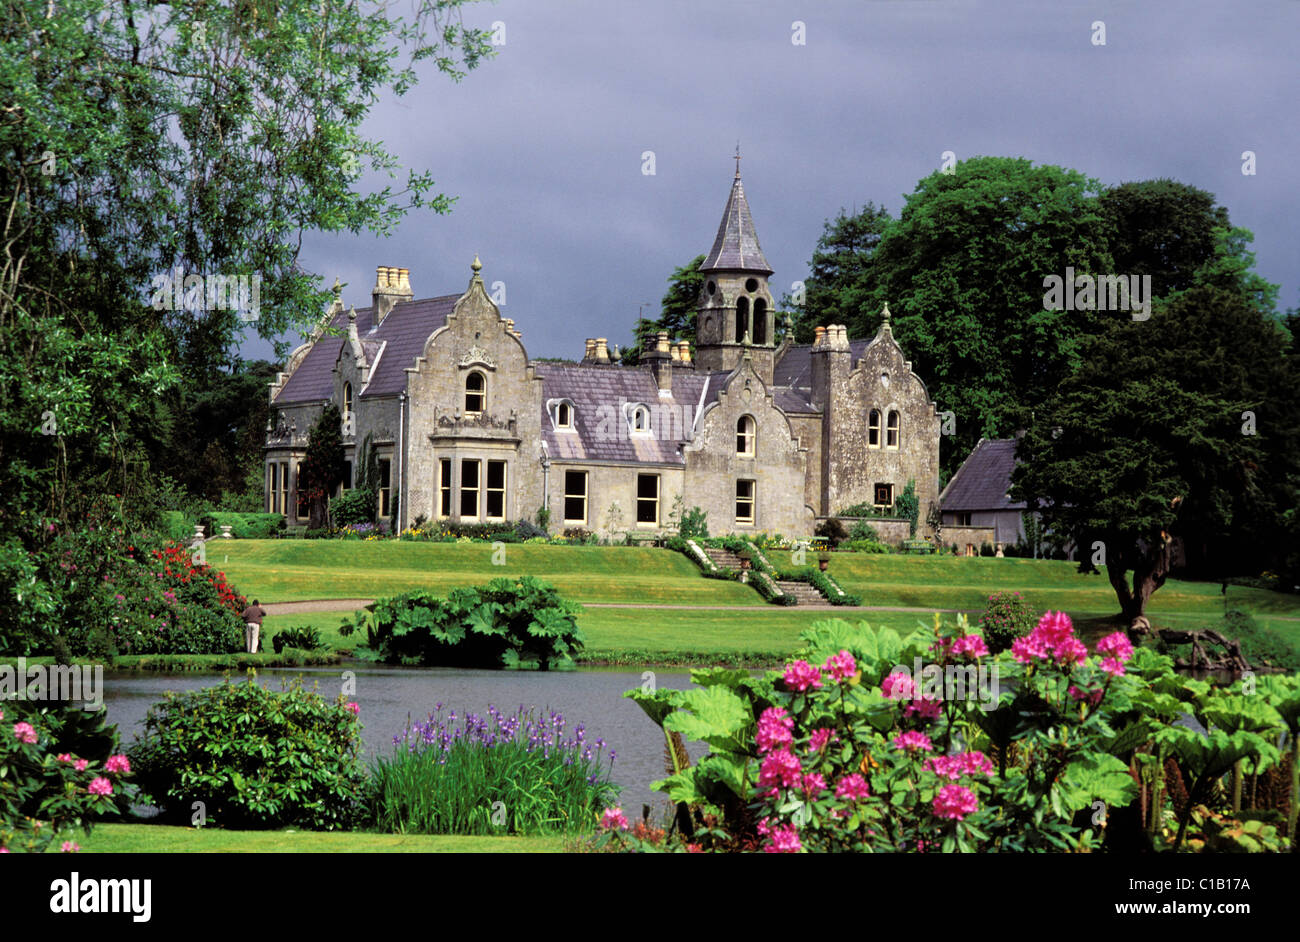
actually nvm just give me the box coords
[465,371,486,414]
[549,399,576,431]
[627,403,652,436]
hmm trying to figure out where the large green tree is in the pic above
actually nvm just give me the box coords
[1012,286,1300,629]
[785,203,892,343]
[865,157,1116,474]
[1,0,491,540]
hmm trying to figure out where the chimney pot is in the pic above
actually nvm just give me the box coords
[814,326,826,347]
[595,338,609,363]
[656,331,670,354]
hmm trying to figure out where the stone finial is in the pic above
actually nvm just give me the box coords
[881,303,891,327]
[347,305,357,323]
[471,255,482,274]
[332,277,342,297]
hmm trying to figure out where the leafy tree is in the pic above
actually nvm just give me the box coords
[628,255,704,361]
[0,0,491,549]
[298,405,346,529]
[1099,179,1229,298]
[785,204,892,342]
[865,157,1115,475]
[1012,286,1300,628]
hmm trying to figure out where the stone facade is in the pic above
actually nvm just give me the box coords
[264,169,942,543]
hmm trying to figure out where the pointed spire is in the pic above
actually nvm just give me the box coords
[701,160,773,275]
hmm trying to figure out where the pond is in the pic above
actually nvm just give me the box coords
[102,665,703,818]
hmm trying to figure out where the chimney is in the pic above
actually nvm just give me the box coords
[645,330,673,392]
[583,338,596,362]
[504,318,520,339]
[373,264,413,325]
[594,338,609,363]
[675,341,693,366]
[813,325,827,348]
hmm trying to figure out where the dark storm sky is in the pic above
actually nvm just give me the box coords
[244,0,1300,362]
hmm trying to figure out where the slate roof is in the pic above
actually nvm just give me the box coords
[772,340,871,388]
[274,295,458,404]
[535,362,704,464]
[701,173,773,274]
[940,438,1027,512]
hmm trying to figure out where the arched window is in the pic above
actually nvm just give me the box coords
[886,410,900,449]
[629,404,651,434]
[868,410,881,449]
[465,371,486,414]
[752,298,767,345]
[556,402,573,428]
[735,296,750,343]
[736,415,756,456]
[342,382,353,417]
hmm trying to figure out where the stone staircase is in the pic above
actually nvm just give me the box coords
[775,579,833,607]
[701,546,745,570]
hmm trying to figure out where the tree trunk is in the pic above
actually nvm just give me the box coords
[1108,537,1176,633]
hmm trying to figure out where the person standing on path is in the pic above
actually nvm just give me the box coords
[241,599,268,653]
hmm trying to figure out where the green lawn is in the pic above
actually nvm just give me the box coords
[76,822,569,853]
[215,541,762,606]
[794,553,1300,621]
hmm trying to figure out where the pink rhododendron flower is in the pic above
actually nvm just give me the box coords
[835,773,871,801]
[345,702,361,715]
[763,824,802,853]
[0,847,8,853]
[951,634,989,658]
[88,777,113,797]
[1068,685,1104,705]
[926,751,994,781]
[1011,611,1088,667]
[802,772,827,796]
[881,671,915,700]
[782,660,824,692]
[932,784,979,820]
[599,807,629,831]
[12,722,37,744]
[756,707,794,754]
[823,649,857,681]
[57,753,73,763]
[74,759,89,772]
[807,727,837,754]
[1096,631,1135,663]
[1099,657,1126,677]
[892,731,933,753]
[104,754,131,774]
[61,841,80,853]
[905,697,943,720]
[758,748,803,788]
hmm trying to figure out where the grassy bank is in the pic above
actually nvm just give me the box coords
[212,541,763,606]
[75,822,569,853]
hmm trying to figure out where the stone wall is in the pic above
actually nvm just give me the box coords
[940,525,998,556]
[548,461,686,538]
[403,273,545,526]
[684,355,812,537]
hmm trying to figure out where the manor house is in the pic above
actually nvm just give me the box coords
[264,166,941,538]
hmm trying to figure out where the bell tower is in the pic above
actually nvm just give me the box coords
[694,152,776,383]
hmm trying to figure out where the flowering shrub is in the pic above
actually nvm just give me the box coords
[977,590,1038,654]
[627,609,1299,853]
[371,704,618,835]
[129,678,368,829]
[0,701,138,853]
